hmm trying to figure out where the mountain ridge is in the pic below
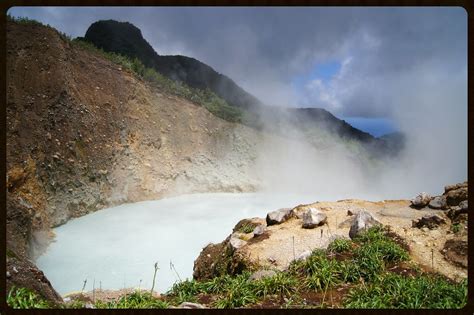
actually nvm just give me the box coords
[81,19,403,156]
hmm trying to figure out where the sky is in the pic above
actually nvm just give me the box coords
[7,7,467,120]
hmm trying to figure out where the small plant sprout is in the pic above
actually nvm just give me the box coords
[170,260,182,282]
[81,279,87,294]
[151,262,159,296]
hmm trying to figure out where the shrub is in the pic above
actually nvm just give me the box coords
[7,286,50,309]
[343,273,467,309]
[327,238,352,253]
[253,272,298,297]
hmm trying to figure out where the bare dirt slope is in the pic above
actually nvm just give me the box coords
[7,20,261,234]
[6,20,263,302]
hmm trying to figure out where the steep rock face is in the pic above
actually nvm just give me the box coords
[83,20,263,111]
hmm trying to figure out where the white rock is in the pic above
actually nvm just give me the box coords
[348,210,381,239]
[302,208,327,229]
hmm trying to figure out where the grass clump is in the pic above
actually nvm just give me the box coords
[94,291,169,309]
[343,274,467,309]
[7,286,50,309]
[327,238,352,253]
[253,272,298,297]
[237,223,256,234]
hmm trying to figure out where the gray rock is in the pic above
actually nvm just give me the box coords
[266,208,293,226]
[459,200,468,212]
[428,196,447,209]
[349,210,381,239]
[229,234,247,250]
[85,303,95,309]
[178,302,206,309]
[249,269,277,281]
[253,225,266,236]
[302,208,327,229]
[6,271,11,278]
[411,192,432,208]
[63,297,71,303]
[295,250,312,262]
[412,214,446,229]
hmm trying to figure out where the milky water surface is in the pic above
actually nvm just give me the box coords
[36,192,373,295]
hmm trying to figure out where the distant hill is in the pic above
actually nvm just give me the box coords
[82,20,264,111]
[81,19,404,157]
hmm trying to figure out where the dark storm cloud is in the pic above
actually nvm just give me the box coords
[8,7,466,117]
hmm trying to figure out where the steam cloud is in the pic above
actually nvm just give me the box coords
[8,7,467,199]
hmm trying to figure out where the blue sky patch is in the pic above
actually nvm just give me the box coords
[292,60,341,91]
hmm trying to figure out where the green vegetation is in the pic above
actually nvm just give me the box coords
[451,223,462,233]
[343,274,467,309]
[7,287,50,309]
[237,223,256,234]
[7,14,45,26]
[94,291,169,309]
[70,39,242,123]
[7,227,467,309]
[327,238,352,253]
[167,226,466,309]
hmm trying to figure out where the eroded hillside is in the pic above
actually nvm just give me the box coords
[6,19,268,302]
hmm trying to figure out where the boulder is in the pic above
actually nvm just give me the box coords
[410,192,432,208]
[428,196,447,209]
[348,210,381,239]
[412,214,446,229]
[459,200,468,212]
[301,208,327,229]
[446,187,467,206]
[249,269,277,281]
[253,225,266,236]
[266,208,293,226]
[294,250,312,262]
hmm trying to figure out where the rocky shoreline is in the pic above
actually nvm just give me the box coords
[193,181,468,283]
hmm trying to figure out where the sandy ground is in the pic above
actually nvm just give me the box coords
[239,199,466,281]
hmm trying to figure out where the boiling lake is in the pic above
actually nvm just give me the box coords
[37,192,379,295]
